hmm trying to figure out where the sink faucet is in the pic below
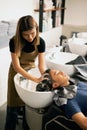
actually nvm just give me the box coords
[59,35,70,52]
[62,41,70,52]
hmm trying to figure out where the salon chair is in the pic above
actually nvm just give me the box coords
[42,103,82,130]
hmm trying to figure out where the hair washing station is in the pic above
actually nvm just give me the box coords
[60,32,87,57]
[14,31,87,130]
[14,68,55,130]
[14,67,82,130]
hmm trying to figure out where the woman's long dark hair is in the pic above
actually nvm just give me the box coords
[14,15,39,56]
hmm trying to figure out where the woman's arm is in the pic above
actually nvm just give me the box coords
[38,52,47,74]
[11,52,42,83]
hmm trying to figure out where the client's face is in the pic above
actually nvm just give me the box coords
[49,69,70,88]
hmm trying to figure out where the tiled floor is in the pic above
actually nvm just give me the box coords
[0,103,24,130]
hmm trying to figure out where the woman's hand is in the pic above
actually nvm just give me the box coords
[34,76,43,83]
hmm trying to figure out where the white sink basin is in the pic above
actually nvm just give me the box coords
[77,32,87,38]
[14,68,54,108]
[46,52,79,76]
[68,38,87,56]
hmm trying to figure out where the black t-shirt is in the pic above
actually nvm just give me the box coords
[9,37,45,53]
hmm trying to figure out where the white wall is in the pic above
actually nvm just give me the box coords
[64,0,87,25]
[40,27,62,50]
[0,47,11,106]
[0,0,34,20]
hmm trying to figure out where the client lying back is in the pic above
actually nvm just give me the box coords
[36,69,87,130]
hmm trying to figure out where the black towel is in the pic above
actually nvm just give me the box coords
[66,56,87,80]
[74,64,87,78]
[66,56,87,65]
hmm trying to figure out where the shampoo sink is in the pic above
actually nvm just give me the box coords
[14,68,54,109]
[46,52,79,76]
[68,38,87,56]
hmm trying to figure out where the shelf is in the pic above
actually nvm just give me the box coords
[34,7,65,12]
[35,0,65,32]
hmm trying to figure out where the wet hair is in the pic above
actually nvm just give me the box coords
[36,69,53,92]
[14,15,39,56]
[36,69,75,92]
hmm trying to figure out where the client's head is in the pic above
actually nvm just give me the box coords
[49,69,70,89]
[36,69,70,91]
